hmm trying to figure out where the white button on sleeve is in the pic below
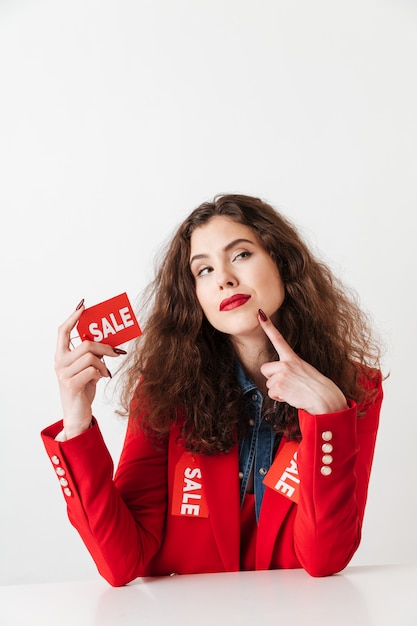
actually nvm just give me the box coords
[51,455,60,465]
[320,466,332,476]
[321,431,333,442]
[322,454,333,465]
[63,487,72,497]
[322,443,333,453]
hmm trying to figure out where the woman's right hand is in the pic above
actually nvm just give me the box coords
[54,301,124,439]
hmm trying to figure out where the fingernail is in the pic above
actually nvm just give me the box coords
[258,308,267,322]
[75,298,85,311]
[106,367,112,378]
[113,347,127,355]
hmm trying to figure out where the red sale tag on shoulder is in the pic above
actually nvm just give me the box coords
[77,292,142,347]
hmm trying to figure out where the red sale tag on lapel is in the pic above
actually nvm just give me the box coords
[263,441,300,503]
[77,292,142,347]
[171,452,209,518]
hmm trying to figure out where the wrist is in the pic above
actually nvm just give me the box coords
[63,419,93,440]
[308,397,348,415]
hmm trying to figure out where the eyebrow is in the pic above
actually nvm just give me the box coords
[189,238,255,266]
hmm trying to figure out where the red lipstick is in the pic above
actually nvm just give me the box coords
[219,294,251,311]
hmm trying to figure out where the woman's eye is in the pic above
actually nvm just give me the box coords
[197,266,212,277]
[234,251,251,262]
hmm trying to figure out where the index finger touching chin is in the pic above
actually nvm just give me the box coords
[257,309,294,360]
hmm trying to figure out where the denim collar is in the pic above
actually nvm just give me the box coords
[235,359,277,522]
[235,359,257,395]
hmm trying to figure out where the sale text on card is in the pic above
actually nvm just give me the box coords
[77,293,142,348]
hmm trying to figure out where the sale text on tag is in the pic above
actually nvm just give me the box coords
[171,452,209,518]
[77,292,142,348]
[263,441,300,503]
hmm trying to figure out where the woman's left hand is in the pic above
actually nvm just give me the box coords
[258,311,348,415]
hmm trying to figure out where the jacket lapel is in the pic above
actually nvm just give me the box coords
[256,437,296,570]
[256,482,294,569]
[199,445,241,572]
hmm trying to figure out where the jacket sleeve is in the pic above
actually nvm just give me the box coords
[40,416,168,586]
[293,370,383,576]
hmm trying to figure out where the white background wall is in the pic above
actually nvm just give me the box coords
[1,0,416,585]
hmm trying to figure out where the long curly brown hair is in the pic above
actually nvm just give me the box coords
[116,194,382,454]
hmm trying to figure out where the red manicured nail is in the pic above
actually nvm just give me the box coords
[113,347,127,355]
[258,309,267,322]
[75,298,85,311]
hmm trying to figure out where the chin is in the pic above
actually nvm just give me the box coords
[208,310,260,337]
[227,322,263,339]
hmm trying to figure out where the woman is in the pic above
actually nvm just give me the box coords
[41,194,383,586]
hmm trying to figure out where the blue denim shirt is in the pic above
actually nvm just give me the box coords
[236,361,278,522]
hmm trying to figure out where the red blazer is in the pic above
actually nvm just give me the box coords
[41,374,382,587]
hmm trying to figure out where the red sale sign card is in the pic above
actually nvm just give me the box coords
[77,292,142,348]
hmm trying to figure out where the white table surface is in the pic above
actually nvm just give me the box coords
[1,564,416,626]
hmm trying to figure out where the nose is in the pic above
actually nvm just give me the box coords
[217,267,238,289]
